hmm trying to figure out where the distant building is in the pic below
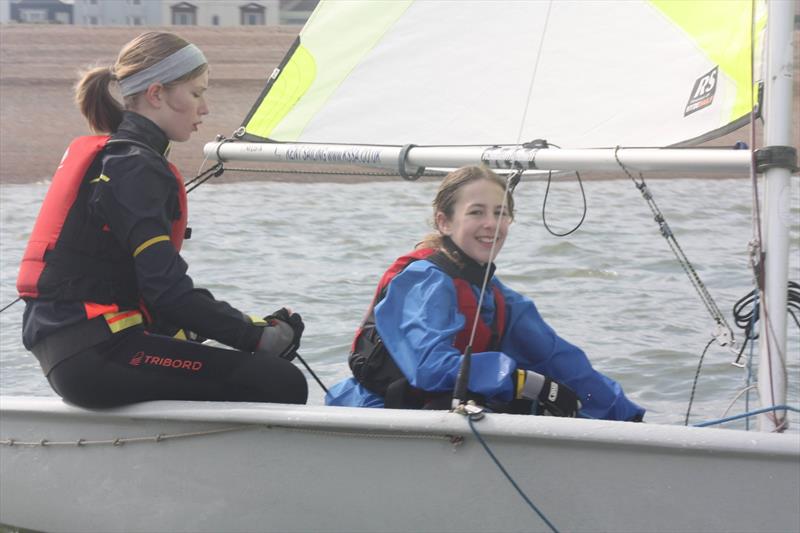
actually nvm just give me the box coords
[279,0,317,25]
[68,0,317,27]
[73,0,159,26]
[6,0,72,24]
[165,1,279,26]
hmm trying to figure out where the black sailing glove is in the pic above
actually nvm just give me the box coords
[515,369,581,418]
[254,308,304,361]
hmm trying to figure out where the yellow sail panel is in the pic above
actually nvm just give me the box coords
[651,0,765,124]
[243,0,413,141]
[245,44,316,139]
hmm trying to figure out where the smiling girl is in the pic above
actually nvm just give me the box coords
[326,166,644,421]
[17,32,307,407]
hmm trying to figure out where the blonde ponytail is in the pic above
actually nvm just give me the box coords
[74,66,123,134]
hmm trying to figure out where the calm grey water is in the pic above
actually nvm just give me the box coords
[1,177,798,430]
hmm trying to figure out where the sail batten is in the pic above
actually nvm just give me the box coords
[240,0,764,150]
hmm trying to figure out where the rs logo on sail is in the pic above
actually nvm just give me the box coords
[128,351,203,371]
[684,66,718,116]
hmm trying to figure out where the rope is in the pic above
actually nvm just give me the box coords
[186,161,224,193]
[2,425,256,447]
[220,166,446,179]
[467,415,559,533]
[693,405,800,429]
[524,140,587,237]
[515,0,554,144]
[295,353,328,394]
[2,423,454,448]
[684,337,716,426]
[541,170,587,237]
[720,384,758,419]
[730,281,799,369]
[614,148,735,345]
[745,316,756,431]
[0,297,20,314]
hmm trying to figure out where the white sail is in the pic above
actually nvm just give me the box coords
[240,0,764,148]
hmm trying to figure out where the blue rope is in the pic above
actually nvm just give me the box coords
[693,405,800,428]
[467,415,559,533]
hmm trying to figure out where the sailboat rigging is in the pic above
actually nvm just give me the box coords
[1,1,797,531]
[202,0,794,431]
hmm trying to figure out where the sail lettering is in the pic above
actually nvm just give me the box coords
[693,71,716,98]
[684,66,718,117]
[283,146,382,165]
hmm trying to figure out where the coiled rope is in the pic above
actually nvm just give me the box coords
[731,281,800,364]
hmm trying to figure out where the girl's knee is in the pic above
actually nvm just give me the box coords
[280,361,309,404]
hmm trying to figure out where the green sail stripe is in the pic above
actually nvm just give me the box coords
[246,0,414,141]
[650,0,764,122]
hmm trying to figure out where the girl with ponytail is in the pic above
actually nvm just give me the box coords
[18,32,309,408]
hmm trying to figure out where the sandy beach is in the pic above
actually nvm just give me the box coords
[1,24,798,184]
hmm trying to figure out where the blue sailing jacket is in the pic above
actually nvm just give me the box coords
[326,259,645,421]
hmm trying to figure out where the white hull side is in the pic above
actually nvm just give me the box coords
[1,396,798,533]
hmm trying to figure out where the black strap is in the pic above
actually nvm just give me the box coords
[398,144,425,181]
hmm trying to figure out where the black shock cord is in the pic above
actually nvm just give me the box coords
[537,142,587,237]
[186,161,225,193]
[541,170,587,237]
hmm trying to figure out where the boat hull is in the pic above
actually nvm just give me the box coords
[1,396,798,533]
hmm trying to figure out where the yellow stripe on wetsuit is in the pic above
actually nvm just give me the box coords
[90,174,110,184]
[103,310,144,333]
[133,235,170,257]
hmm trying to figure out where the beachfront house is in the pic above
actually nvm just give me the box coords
[5,0,72,24]
[68,0,316,26]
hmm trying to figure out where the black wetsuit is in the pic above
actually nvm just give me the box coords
[21,112,307,407]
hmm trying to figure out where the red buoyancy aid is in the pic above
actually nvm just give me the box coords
[17,136,188,299]
[348,248,506,398]
[353,248,506,354]
[167,159,188,250]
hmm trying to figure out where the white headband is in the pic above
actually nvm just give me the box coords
[118,44,207,97]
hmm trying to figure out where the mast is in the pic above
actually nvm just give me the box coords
[757,0,796,432]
